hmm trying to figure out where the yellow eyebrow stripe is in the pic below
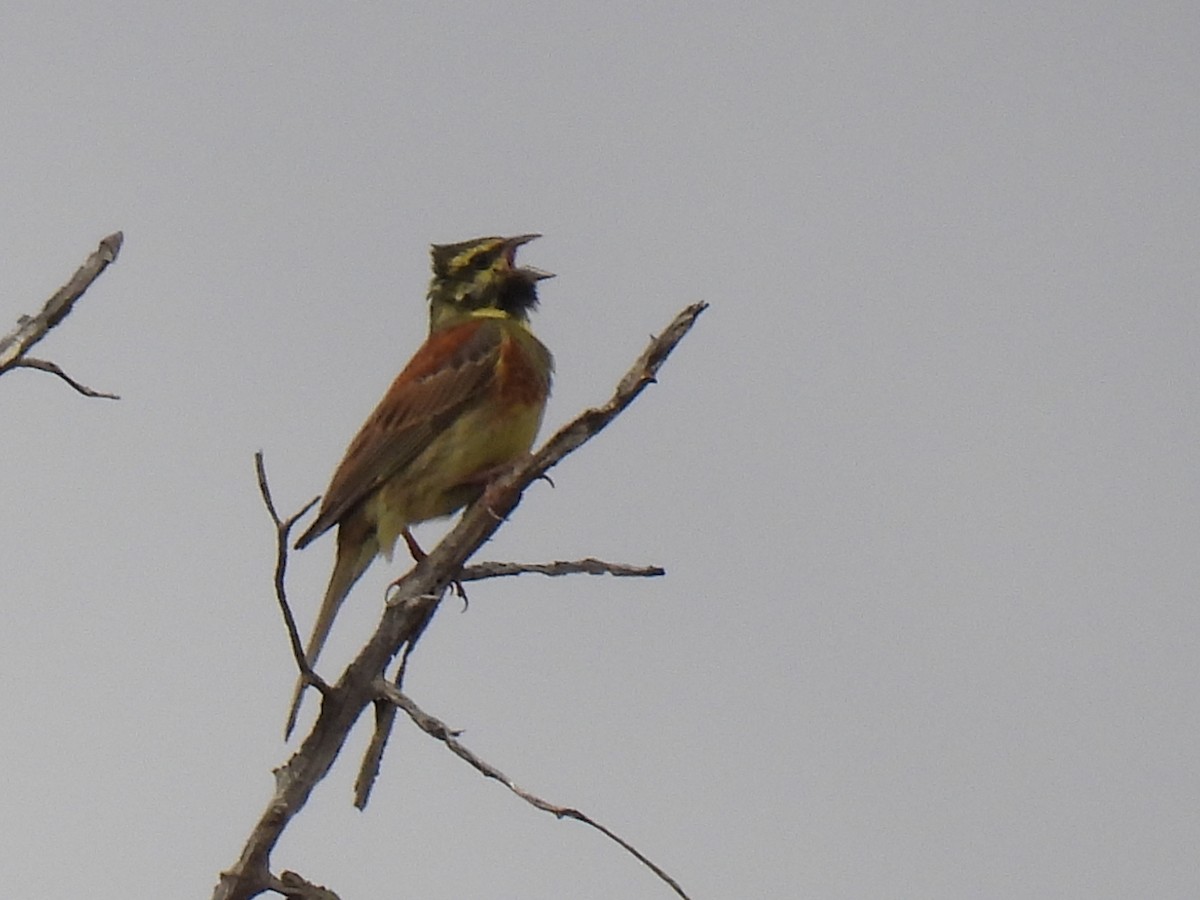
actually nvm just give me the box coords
[450,239,504,270]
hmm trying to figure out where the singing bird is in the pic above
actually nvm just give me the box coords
[285,234,554,737]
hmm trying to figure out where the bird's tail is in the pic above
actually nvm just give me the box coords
[284,526,377,739]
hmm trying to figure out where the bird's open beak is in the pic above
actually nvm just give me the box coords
[505,233,555,280]
[506,233,541,249]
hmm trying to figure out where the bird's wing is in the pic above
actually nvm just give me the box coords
[294,318,503,548]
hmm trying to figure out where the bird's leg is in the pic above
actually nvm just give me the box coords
[396,527,470,608]
[401,528,426,562]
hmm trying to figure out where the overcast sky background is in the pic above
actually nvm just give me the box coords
[1,3,1197,898]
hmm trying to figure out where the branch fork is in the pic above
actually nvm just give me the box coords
[0,232,123,398]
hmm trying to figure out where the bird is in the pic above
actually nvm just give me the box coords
[284,233,554,737]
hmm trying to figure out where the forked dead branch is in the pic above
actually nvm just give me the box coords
[0,231,123,398]
[216,303,707,900]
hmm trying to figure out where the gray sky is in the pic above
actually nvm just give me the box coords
[2,3,1197,898]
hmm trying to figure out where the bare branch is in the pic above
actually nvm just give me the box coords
[353,594,442,810]
[379,683,692,900]
[527,302,708,480]
[213,303,707,900]
[353,699,399,810]
[353,558,662,806]
[254,451,328,698]
[0,232,123,393]
[271,872,341,900]
[460,557,665,582]
[10,357,120,399]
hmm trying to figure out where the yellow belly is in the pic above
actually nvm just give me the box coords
[366,398,545,559]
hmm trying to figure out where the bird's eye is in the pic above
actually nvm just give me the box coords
[471,253,492,271]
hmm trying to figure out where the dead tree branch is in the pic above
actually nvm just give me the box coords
[460,557,666,582]
[0,231,123,398]
[379,682,692,899]
[212,302,708,900]
[353,561,664,808]
[8,356,121,398]
[254,452,328,698]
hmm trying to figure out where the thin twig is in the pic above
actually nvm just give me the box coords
[352,594,443,810]
[10,357,120,398]
[354,700,398,810]
[254,451,328,697]
[379,683,692,900]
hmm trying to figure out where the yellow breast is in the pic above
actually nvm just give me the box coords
[369,325,551,559]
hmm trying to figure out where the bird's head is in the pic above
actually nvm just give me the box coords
[427,233,554,331]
